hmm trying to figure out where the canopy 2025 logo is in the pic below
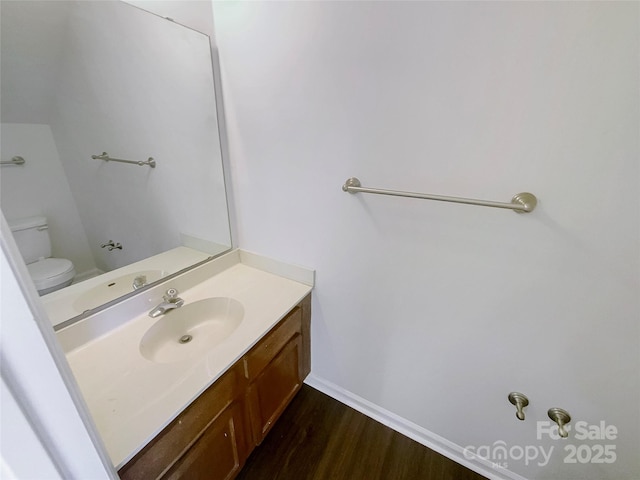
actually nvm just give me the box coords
[538,420,617,464]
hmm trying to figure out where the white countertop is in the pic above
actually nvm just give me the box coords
[57,250,313,468]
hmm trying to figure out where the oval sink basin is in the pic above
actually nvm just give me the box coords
[140,297,244,364]
[73,270,168,312]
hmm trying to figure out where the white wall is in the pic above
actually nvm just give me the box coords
[0,123,96,275]
[213,2,639,479]
[0,1,69,125]
[0,217,116,479]
[124,0,215,37]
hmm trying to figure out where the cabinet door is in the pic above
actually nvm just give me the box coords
[119,364,246,480]
[244,307,302,380]
[163,402,245,480]
[249,333,303,444]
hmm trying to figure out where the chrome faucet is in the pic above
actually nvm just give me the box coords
[101,240,122,251]
[133,275,147,290]
[148,288,184,318]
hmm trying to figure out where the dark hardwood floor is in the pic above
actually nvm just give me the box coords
[237,385,488,480]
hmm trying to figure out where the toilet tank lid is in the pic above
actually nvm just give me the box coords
[7,216,47,232]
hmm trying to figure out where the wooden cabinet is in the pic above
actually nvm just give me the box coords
[247,330,303,444]
[163,402,246,480]
[117,363,249,480]
[119,293,311,480]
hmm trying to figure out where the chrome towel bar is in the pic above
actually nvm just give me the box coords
[342,177,537,214]
[1,156,25,166]
[92,152,156,168]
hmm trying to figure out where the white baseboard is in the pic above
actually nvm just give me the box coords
[304,373,527,480]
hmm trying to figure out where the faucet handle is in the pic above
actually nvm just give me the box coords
[132,275,147,290]
[163,288,181,302]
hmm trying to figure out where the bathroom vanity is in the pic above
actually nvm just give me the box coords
[55,250,313,479]
[119,295,310,479]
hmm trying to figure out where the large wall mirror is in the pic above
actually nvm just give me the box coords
[0,0,232,326]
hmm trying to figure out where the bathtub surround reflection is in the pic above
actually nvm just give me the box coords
[0,0,232,323]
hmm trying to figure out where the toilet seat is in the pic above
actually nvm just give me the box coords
[27,258,75,292]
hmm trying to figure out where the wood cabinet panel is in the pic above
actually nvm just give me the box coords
[248,333,303,444]
[299,293,311,380]
[119,363,245,480]
[244,307,302,380]
[163,402,245,480]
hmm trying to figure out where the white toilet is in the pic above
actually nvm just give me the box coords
[8,216,76,296]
